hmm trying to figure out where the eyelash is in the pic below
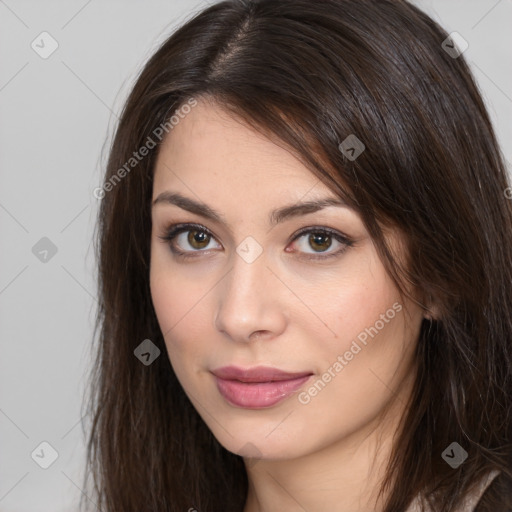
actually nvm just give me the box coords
[158,223,353,260]
[157,222,353,261]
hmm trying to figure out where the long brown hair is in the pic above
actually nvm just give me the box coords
[81,0,512,510]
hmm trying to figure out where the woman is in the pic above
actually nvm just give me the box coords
[83,0,512,510]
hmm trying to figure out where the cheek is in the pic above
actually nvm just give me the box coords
[149,253,213,377]
[297,261,417,420]
[150,274,195,390]
[150,261,178,337]
[293,252,416,412]
[149,244,206,335]
[298,250,401,359]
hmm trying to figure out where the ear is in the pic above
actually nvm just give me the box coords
[421,291,440,321]
[423,298,440,321]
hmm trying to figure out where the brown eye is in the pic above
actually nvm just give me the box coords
[158,223,221,256]
[308,232,332,252]
[159,223,353,262]
[187,229,211,249]
[288,226,353,260]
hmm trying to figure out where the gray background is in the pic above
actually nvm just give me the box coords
[0,1,511,511]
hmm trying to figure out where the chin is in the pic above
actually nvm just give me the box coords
[201,412,317,462]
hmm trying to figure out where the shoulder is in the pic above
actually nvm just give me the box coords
[473,470,512,512]
[405,470,510,512]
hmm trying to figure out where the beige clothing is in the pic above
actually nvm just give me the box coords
[405,470,501,512]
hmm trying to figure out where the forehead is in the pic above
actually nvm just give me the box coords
[153,98,327,198]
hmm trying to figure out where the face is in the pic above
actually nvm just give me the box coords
[150,97,425,461]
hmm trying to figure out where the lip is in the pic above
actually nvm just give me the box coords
[211,365,313,409]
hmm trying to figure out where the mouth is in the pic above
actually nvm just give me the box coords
[211,365,314,409]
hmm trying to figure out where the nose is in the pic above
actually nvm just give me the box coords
[214,248,287,343]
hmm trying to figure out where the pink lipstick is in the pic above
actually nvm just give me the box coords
[211,365,313,409]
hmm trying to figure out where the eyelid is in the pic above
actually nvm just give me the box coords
[157,222,353,260]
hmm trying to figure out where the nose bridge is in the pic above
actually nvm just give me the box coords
[222,244,270,316]
[214,238,286,341]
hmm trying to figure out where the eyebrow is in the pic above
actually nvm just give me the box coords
[152,191,350,226]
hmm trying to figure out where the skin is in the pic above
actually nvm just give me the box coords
[150,96,426,511]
